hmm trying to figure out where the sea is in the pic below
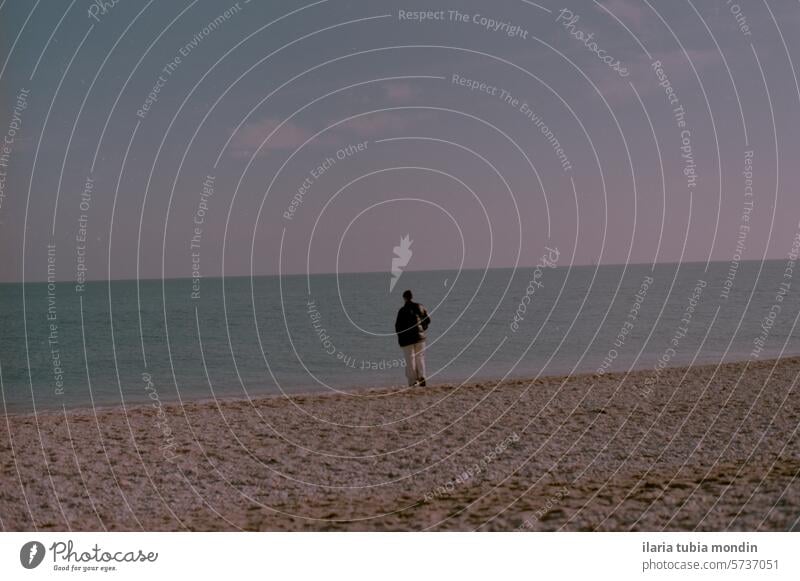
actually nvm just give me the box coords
[1,261,799,412]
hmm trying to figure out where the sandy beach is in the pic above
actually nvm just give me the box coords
[1,356,798,531]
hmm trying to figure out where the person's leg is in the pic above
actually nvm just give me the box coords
[414,341,426,385]
[402,345,417,386]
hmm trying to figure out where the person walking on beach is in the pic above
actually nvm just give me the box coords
[395,290,430,387]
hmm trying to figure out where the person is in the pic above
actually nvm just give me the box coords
[395,289,430,386]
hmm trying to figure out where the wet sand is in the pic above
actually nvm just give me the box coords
[1,357,798,531]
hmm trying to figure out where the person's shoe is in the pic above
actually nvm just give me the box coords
[418,378,426,387]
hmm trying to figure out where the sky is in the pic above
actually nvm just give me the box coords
[2,0,800,282]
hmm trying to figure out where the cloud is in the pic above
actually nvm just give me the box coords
[229,117,334,157]
[337,111,420,138]
[594,47,721,104]
[596,0,645,31]
[650,48,721,77]
[383,82,419,103]
[230,110,434,157]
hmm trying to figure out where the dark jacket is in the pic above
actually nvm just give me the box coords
[395,301,430,347]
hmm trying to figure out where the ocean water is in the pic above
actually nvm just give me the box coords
[1,261,799,412]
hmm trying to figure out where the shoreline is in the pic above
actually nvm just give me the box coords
[5,353,795,419]
[1,355,798,531]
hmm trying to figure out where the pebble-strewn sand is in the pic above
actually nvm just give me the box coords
[1,357,798,531]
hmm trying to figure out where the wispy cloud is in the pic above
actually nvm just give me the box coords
[338,111,422,138]
[596,0,646,31]
[596,47,721,103]
[229,118,334,157]
[383,82,420,103]
[230,111,432,157]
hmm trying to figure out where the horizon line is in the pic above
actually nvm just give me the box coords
[1,257,788,285]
